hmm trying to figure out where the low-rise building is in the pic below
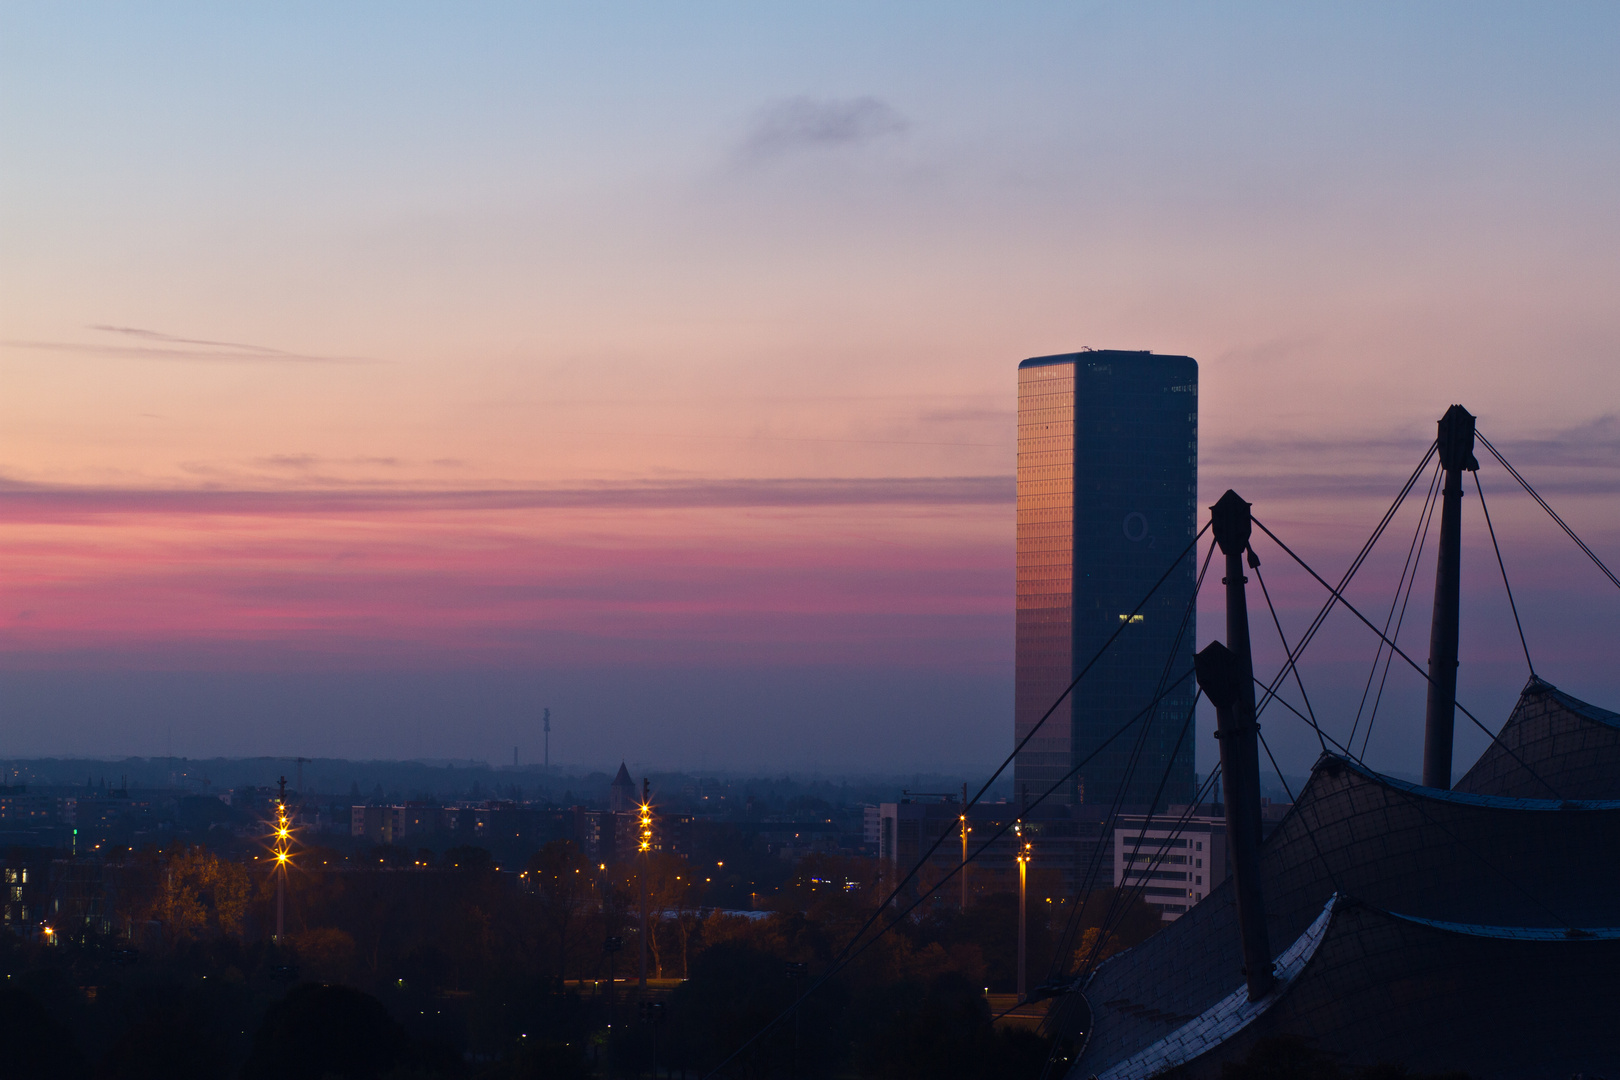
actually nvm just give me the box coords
[351,805,408,844]
[1112,801,1290,920]
[863,805,882,850]
[1113,811,1227,921]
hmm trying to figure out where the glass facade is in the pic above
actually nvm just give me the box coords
[1015,361,1078,801]
[1015,351,1198,808]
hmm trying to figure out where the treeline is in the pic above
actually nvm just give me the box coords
[2,840,1165,1078]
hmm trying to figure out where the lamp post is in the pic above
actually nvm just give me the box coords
[639,779,652,991]
[960,782,969,914]
[603,935,623,999]
[1016,823,1031,1001]
[272,775,292,944]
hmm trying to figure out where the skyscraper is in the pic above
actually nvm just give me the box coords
[1015,350,1198,809]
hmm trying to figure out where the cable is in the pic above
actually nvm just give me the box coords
[1070,748,1218,986]
[699,669,1197,1079]
[798,525,1213,999]
[1361,463,1444,758]
[1062,442,1440,989]
[1034,764,1225,1080]
[1255,716,1573,931]
[1252,669,1574,939]
[1253,677,1358,759]
[1046,540,1218,974]
[1247,675,1572,934]
[1248,442,1439,738]
[1251,515,1562,800]
[1478,432,1620,592]
[1257,729,1341,896]
[1348,457,1441,751]
[1473,470,1535,676]
[864,672,1198,968]
[1066,693,1204,986]
[997,523,1211,816]
[1251,558,1326,755]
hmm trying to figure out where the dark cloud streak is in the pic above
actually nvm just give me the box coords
[2,324,379,364]
[0,475,1015,519]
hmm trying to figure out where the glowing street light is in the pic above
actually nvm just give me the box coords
[638,778,652,990]
[960,781,971,914]
[1016,822,1031,1001]
[638,801,654,853]
[269,776,296,945]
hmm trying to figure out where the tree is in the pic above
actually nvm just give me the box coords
[0,987,89,1080]
[610,852,703,978]
[1066,887,1163,974]
[129,845,252,942]
[241,984,403,1080]
[527,840,592,986]
[853,971,1050,1080]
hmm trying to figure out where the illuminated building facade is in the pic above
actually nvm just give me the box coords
[1015,351,1199,808]
[1113,813,1227,921]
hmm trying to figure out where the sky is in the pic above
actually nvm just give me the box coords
[2,3,1618,777]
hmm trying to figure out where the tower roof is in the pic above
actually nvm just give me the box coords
[611,762,634,789]
[1017,349,1196,369]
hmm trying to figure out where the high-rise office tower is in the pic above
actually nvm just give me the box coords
[1015,350,1198,809]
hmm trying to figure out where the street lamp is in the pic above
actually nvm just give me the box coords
[960,782,970,913]
[638,779,652,990]
[269,776,295,944]
[1016,823,1031,1001]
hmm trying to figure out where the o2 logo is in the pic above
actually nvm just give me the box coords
[1123,512,1156,549]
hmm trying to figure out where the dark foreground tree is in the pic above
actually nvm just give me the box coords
[241,983,403,1080]
[852,971,1050,1080]
[0,986,89,1080]
[99,1004,231,1080]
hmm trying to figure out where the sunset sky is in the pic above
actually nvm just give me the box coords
[3,4,1618,775]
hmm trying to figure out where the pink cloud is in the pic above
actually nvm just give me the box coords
[0,483,1012,672]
